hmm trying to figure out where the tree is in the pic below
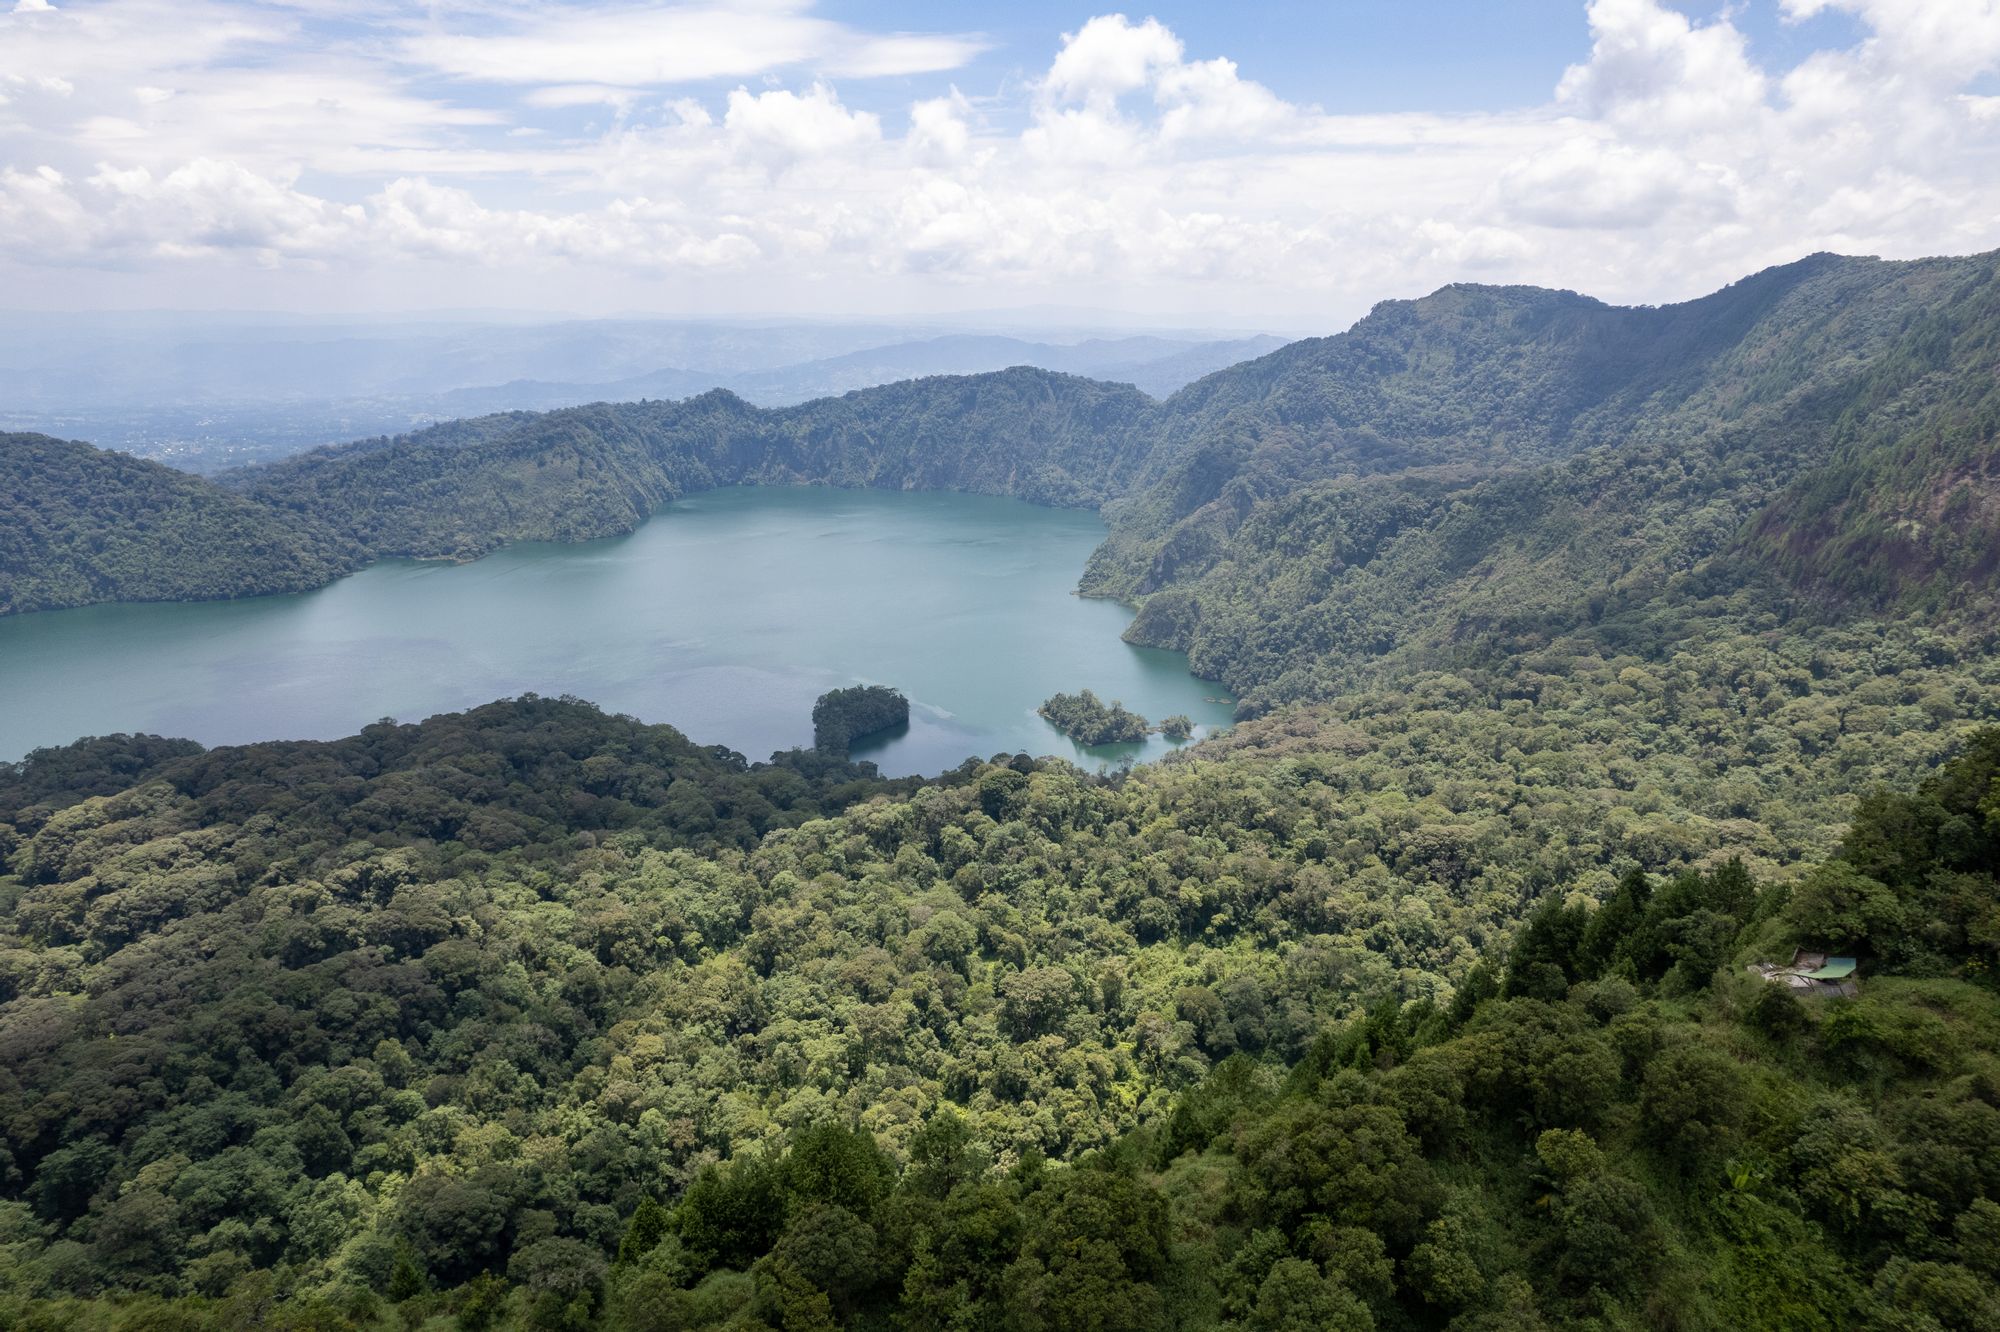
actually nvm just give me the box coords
[387,1244,428,1302]
[1503,899,1589,1001]
[508,1237,609,1330]
[1407,1214,1484,1309]
[1553,1173,1660,1293]
[782,1122,894,1221]
[1235,1091,1437,1241]
[1578,868,1650,978]
[1251,1258,1373,1332]
[1641,1045,1745,1158]
[769,1204,878,1314]
[617,1199,671,1265]
[1037,691,1149,745]
[1003,1170,1171,1332]
[677,1157,785,1275]
[1784,863,1902,953]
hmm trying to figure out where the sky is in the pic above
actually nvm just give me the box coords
[2,0,1999,327]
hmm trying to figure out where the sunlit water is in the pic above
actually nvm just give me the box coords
[0,486,1233,776]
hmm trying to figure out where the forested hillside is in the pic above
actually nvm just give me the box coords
[1084,251,2000,712]
[11,248,2000,666]
[0,434,358,614]
[231,371,1158,563]
[5,250,2000,1329]
[0,692,1994,1329]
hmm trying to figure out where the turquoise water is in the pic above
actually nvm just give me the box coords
[0,487,1232,776]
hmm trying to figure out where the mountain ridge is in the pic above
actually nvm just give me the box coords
[8,248,2000,717]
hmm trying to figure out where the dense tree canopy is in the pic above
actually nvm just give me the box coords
[0,703,1993,1328]
[4,248,2000,1328]
[0,433,357,614]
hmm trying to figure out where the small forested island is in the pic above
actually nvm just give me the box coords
[1039,688,1152,744]
[811,684,909,754]
[1159,713,1193,741]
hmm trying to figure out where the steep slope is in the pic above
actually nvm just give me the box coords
[1091,252,1979,584]
[234,369,1158,561]
[1095,252,2000,709]
[1743,260,2000,616]
[0,432,356,615]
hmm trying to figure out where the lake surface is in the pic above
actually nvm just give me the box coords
[0,487,1233,775]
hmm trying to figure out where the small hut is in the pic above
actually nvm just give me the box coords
[1748,950,1859,998]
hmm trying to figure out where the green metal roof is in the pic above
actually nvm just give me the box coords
[1801,957,1857,979]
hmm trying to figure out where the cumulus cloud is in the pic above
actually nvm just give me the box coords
[1043,14,1184,106]
[906,90,978,170]
[1556,0,1768,135]
[3,1,2000,320]
[1785,0,2000,83]
[724,83,881,174]
[1020,14,1303,169]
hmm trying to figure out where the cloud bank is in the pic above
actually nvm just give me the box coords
[3,0,1999,319]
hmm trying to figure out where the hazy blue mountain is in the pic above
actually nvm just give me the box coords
[427,333,1293,416]
[0,319,1287,472]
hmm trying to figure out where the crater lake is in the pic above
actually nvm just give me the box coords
[0,486,1234,775]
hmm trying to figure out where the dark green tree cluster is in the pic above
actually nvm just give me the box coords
[810,686,909,755]
[1038,690,1151,745]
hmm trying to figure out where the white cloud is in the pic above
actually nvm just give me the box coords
[1556,0,1768,135]
[723,83,881,174]
[3,2,2000,321]
[1155,57,1295,143]
[404,3,983,88]
[522,85,645,111]
[1023,15,1300,165]
[907,91,973,166]
[1411,220,1535,269]
[1498,136,1736,229]
[1785,0,2000,83]
[1043,14,1183,106]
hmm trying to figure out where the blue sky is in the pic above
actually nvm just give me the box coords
[1,1,1997,324]
[782,2,1871,115]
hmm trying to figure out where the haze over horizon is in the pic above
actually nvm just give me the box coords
[6,0,2000,327]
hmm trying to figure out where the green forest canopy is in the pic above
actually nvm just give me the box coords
[0,698,1994,1329]
[2,248,2000,1328]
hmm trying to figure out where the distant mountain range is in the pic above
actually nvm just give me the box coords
[0,318,1290,473]
[430,333,1291,416]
